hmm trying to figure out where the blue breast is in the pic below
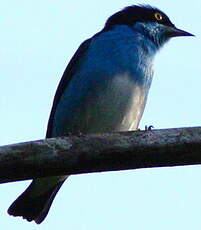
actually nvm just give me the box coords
[52,25,158,136]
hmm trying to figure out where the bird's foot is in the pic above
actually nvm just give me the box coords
[145,125,154,131]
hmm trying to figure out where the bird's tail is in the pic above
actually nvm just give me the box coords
[8,178,66,224]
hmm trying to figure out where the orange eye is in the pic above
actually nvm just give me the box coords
[154,12,163,21]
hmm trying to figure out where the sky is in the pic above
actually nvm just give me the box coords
[1,0,201,229]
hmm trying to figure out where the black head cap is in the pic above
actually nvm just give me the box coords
[104,5,174,30]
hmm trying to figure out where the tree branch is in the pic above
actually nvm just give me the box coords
[1,127,201,184]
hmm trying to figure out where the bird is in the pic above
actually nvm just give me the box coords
[7,4,194,224]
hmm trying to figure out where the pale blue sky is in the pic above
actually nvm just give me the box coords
[1,0,201,229]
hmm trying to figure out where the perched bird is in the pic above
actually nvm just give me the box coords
[8,4,193,224]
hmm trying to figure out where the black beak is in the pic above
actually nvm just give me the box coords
[167,26,195,37]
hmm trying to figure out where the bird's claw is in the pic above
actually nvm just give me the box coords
[145,125,154,131]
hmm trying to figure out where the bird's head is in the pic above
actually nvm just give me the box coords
[104,5,194,48]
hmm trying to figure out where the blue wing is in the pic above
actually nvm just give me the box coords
[46,38,92,138]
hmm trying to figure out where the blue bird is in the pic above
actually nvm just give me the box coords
[8,5,193,224]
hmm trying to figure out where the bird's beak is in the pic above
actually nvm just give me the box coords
[166,26,195,37]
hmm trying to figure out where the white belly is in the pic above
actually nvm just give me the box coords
[52,73,147,136]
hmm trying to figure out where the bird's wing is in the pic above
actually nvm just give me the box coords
[46,38,92,138]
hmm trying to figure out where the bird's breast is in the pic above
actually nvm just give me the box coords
[52,28,155,136]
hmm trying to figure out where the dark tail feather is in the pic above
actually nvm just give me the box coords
[8,180,65,224]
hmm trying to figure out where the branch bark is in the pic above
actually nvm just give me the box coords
[1,127,201,184]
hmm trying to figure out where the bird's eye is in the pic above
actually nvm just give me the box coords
[154,12,163,21]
